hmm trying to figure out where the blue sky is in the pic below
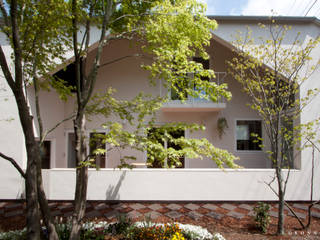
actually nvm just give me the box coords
[202,0,320,18]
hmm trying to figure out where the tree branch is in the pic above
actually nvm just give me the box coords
[0,152,26,178]
[109,13,150,25]
[41,114,76,143]
[83,0,115,107]
[72,0,82,106]
[100,54,141,68]
[10,0,24,88]
[0,46,15,90]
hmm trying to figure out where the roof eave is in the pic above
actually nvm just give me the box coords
[207,15,320,27]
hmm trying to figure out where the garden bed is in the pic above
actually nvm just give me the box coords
[1,214,320,239]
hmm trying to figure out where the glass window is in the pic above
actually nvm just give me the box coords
[236,120,262,151]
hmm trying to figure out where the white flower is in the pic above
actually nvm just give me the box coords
[213,232,226,240]
[0,220,225,240]
[133,221,225,240]
[176,223,214,240]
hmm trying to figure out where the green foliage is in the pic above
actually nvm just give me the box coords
[0,229,27,240]
[1,0,238,170]
[127,223,184,240]
[253,202,271,233]
[227,20,320,167]
[54,218,72,240]
[139,0,231,102]
[227,21,319,234]
[0,220,222,240]
[1,0,239,236]
[106,214,133,236]
[80,228,105,240]
[87,89,238,169]
[49,76,75,101]
[2,0,72,83]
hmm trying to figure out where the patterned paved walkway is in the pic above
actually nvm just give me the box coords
[1,201,320,224]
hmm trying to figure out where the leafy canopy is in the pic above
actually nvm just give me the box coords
[81,0,237,168]
[228,21,320,166]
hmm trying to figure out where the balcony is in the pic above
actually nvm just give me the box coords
[160,72,227,112]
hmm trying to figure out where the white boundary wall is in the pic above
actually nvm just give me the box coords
[2,165,319,201]
[38,166,319,201]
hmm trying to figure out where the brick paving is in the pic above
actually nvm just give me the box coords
[0,201,320,223]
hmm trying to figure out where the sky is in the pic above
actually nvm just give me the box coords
[202,0,320,18]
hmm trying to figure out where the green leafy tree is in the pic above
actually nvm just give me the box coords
[0,0,238,239]
[228,20,319,235]
[0,0,71,239]
[69,1,237,239]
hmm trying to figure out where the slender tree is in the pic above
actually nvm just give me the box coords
[68,1,237,239]
[228,20,319,235]
[0,0,71,239]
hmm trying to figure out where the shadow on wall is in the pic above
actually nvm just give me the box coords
[105,171,126,200]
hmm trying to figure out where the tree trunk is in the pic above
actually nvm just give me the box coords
[276,167,285,235]
[13,90,41,240]
[37,165,59,240]
[70,113,88,240]
[25,151,41,240]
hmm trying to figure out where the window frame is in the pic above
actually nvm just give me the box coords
[65,129,107,168]
[234,118,263,153]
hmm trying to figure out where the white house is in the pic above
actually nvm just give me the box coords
[0,16,319,201]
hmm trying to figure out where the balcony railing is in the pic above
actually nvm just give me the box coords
[160,72,227,112]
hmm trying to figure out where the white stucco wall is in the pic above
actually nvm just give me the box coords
[0,34,26,199]
[0,17,319,200]
[42,167,319,201]
[33,37,268,169]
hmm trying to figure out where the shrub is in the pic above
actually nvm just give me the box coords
[55,220,71,240]
[253,202,271,233]
[0,229,27,240]
[105,214,132,236]
[128,223,183,240]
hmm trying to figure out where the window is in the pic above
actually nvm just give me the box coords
[67,131,106,168]
[236,120,262,151]
[147,128,185,168]
[39,140,51,169]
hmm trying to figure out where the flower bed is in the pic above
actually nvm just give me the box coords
[0,219,225,240]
